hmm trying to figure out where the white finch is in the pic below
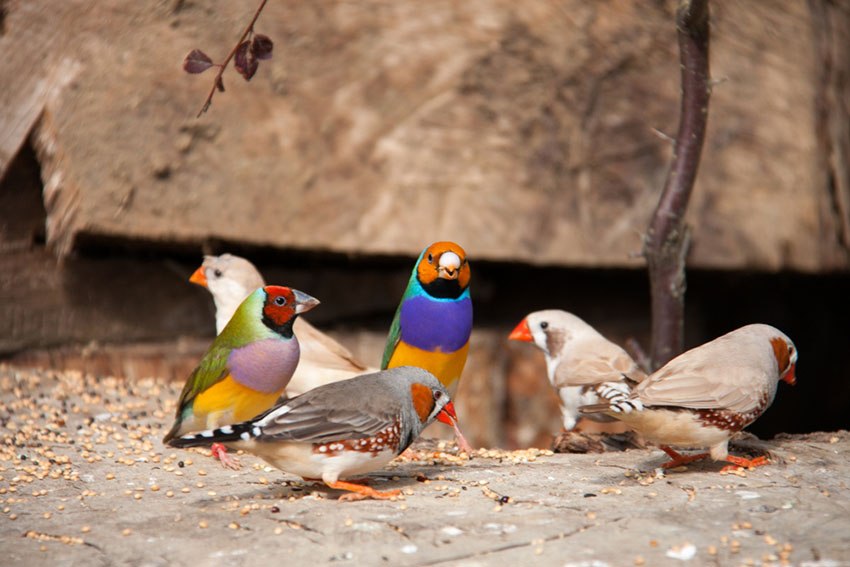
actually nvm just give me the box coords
[510,310,646,431]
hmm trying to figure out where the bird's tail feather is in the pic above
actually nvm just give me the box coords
[579,402,613,414]
[166,421,260,448]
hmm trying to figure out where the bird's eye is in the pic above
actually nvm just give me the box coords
[274,296,286,306]
[427,253,434,263]
[434,391,443,400]
[540,321,549,330]
[214,269,222,278]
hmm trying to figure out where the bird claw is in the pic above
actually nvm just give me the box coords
[660,446,709,469]
[329,480,401,502]
[721,455,770,472]
[211,442,241,470]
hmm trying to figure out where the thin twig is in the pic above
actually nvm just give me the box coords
[642,0,711,369]
[197,0,269,118]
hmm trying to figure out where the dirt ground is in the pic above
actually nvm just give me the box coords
[2,365,848,567]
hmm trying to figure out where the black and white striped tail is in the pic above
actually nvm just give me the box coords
[167,421,264,448]
[579,395,644,415]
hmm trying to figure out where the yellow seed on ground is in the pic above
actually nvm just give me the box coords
[199,521,208,529]
[106,473,115,480]
[274,526,283,535]
[43,512,51,519]
[150,485,160,492]
[122,529,131,536]
[134,494,142,500]
[181,488,190,493]
[228,522,239,530]
[166,491,174,498]
[81,526,91,533]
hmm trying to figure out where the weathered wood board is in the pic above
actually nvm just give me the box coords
[0,0,847,270]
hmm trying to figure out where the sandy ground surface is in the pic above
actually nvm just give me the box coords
[2,366,849,567]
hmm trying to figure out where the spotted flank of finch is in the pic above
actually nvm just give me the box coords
[381,242,473,452]
[167,367,460,501]
[580,324,797,471]
[190,254,372,396]
[509,310,646,431]
[163,285,319,468]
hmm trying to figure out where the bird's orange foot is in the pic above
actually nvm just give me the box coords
[328,480,401,502]
[660,446,709,469]
[720,455,769,472]
[211,442,241,470]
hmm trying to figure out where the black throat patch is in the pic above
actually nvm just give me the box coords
[420,278,464,299]
[262,314,296,339]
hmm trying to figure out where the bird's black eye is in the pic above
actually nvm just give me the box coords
[540,321,549,330]
[274,296,286,306]
[214,269,222,278]
[427,253,434,263]
[434,391,443,400]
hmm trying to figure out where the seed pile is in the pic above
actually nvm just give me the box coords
[2,364,845,565]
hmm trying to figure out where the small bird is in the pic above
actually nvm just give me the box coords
[163,285,319,468]
[190,254,373,396]
[167,367,460,501]
[509,310,647,431]
[579,324,797,470]
[381,242,473,452]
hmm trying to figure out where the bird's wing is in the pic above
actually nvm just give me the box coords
[553,341,644,387]
[381,300,404,370]
[166,342,231,435]
[637,362,761,414]
[294,318,368,372]
[256,397,392,443]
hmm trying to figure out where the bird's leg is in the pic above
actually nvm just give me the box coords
[211,442,241,470]
[720,454,769,472]
[327,480,401,502]
[660,446,709,468]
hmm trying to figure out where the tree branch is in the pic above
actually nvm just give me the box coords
[643,0,711,370]
[196,0,269,118]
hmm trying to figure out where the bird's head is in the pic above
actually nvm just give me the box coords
[260,286,320,336]
[770,335,798,386]
[415,241,470,299]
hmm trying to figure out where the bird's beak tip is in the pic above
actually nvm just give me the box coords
[508,319,533,342]
[189,267,208,287]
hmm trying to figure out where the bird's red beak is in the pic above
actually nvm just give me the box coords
[436,400,458,426]
[782,363,796,386]
[189,266,208,287]
[508,319,533,342]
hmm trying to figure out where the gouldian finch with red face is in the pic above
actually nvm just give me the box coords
[163,285,318,468]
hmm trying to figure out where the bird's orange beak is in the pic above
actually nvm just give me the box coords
[508,319,532,342]
[436,400,458,426]
[782,363,796,386]
[189,266,208,288]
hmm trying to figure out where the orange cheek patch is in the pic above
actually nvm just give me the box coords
[410,383,435,423]
[458,263,470,290]
[770,337,790,374]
